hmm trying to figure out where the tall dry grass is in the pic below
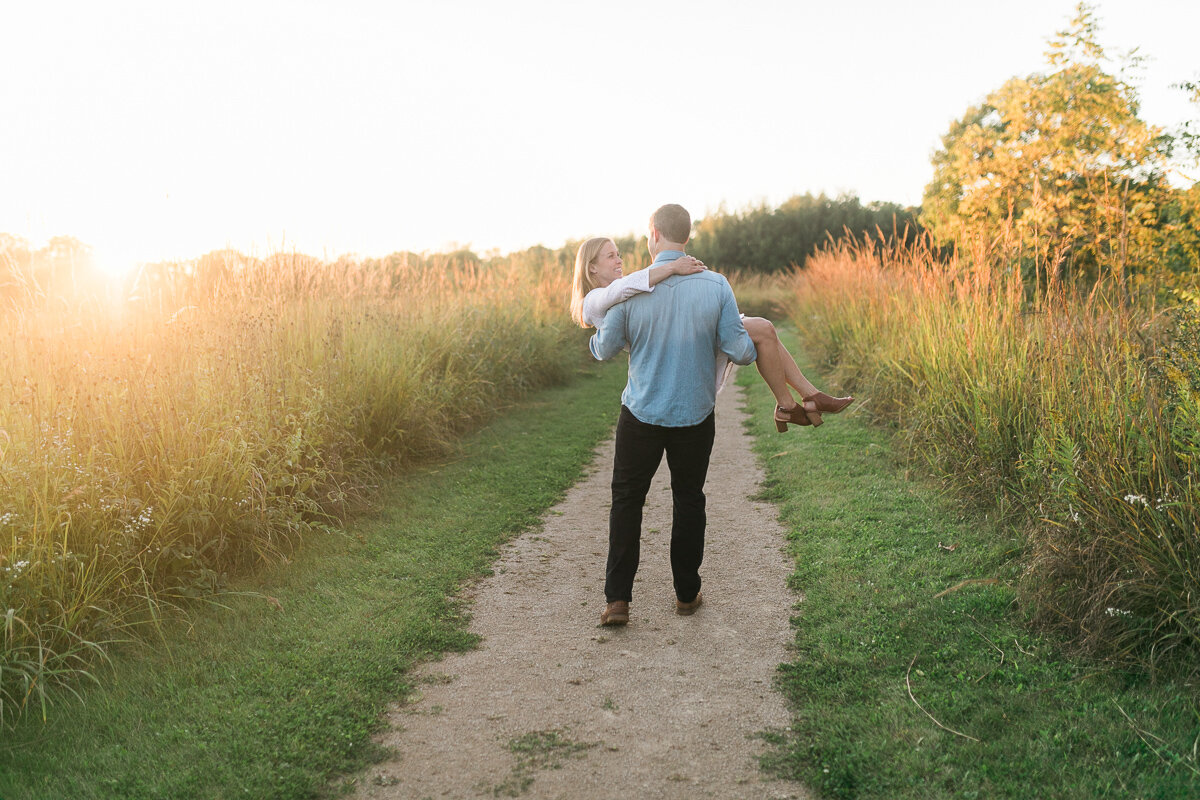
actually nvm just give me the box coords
[725,268,796,319]
[787,236,1200,673]
[0,250,577,724]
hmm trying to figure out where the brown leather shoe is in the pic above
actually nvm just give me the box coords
[803,391,854,414]
[600,601,629,626]
[775,403,817,432]
[675,592,703,616]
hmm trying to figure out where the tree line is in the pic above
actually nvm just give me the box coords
[479,194,923,278]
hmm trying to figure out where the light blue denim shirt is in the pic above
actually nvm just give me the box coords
[589,250,757,427]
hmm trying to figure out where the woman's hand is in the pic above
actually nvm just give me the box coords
[645,254,707,290]
[668,255,707,276]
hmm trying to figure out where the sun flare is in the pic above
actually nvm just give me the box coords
[89,249,141,286]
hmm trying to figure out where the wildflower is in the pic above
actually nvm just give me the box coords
[1105,607,1132,618]
[1124,494,1150,508]
[0,512,15,526]
[122,505,155,535]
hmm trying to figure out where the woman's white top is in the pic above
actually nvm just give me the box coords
[583,270,737,395]
[581,269,653,329]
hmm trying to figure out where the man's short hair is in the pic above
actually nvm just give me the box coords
[651,204,691,244]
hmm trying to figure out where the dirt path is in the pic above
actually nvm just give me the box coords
[350,374,810,799]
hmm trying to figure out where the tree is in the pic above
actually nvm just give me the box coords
[689,193,921,273]
[921,3,1173,285]
[1169,77,1200,173]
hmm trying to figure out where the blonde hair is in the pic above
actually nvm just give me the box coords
[650,204,691,244]
[569,237,615,328]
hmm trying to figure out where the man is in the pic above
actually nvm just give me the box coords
[589,203,757,626]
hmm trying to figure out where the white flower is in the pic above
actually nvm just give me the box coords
[1105,607,1132,618]
[1124,494,1150,508]
[122,506,155,535]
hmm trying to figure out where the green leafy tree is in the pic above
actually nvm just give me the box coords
[689,193,920,273]
[1157,78,1200,290]
[1170,77,1200,172]
[921,3,1174,286]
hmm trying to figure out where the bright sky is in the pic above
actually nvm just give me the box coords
[2,0,1196,270]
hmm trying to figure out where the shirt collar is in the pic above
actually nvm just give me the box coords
[652,249,686,264]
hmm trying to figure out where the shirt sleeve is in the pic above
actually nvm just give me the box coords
[716,282,757,366]
[581,269,653,329]
[588,300,629,362]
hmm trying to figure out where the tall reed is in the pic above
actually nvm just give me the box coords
[0,251,577,723]
[788,236,1200,673]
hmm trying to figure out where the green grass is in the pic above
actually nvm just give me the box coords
[490,729,596,797]
[0,357,627,800]
[788,239,1200,669]
[744,331,1200,799]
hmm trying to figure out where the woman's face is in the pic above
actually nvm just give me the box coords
[589,241,623,288]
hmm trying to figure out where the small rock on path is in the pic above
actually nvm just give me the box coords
[351,375,810,799]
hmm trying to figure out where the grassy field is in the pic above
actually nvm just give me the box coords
[782,238,1200,671]
[5,308,1197,798]
[741,331,1200,799]
[0,355,627,799]
[7,247,1199,798]
[0,251,575,725]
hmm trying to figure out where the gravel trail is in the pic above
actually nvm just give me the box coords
[351,374,810,799]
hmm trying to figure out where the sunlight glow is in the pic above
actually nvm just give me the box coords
[88,243,142,288]
[91,258,139,284]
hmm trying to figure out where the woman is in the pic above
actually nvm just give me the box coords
[570,237,852,430]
